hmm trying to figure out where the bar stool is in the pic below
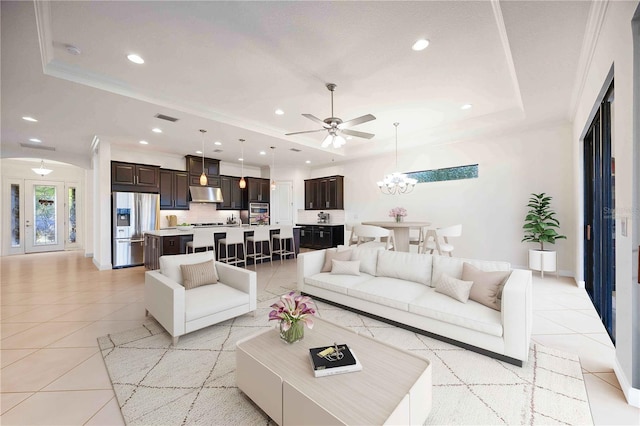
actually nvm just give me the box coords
[271,226,296,263]
[186,228,216,255]
[246,226,272,268]
[217,228,246,267]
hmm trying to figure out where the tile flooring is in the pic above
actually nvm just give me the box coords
[1,251,638,425]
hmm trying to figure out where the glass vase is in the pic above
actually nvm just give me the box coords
[280,320,304,344]
[395,215,403,223]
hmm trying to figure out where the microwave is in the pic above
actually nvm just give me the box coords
[249,202,269,216]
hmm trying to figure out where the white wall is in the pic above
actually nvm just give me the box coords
[571,0,639,406]
[311,122,575,271]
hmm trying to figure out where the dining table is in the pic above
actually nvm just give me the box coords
[361,221,432,252]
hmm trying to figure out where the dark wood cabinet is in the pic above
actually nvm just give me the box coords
[186,155,220,187]
[245,177,270,203]
[219,175,245,210]
[297,224,344,249]
[111,161,160,193]
[304,175,343,210]
[159,169,189,210]
[144,233,193,270]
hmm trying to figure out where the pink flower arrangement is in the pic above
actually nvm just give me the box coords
[256,213,269,224]
[268,291,316,331]
[389,207,407,218]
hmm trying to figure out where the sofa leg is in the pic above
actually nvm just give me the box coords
[172,336,179,346]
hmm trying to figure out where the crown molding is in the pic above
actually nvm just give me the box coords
[568,0,610,121]
[33,0,54,72]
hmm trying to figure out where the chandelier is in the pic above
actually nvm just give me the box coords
[377,122,417,195]
[32,159,53,176]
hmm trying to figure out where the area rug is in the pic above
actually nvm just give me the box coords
[98,291,593,425]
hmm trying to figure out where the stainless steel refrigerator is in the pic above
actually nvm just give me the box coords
[112,192,159,268]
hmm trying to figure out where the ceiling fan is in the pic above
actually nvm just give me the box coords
[286,83,376,148]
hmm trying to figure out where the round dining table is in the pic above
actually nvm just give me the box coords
[361,221,431,252]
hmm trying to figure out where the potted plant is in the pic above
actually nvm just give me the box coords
[522,193,566,277]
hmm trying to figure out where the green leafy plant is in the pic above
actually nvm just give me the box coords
[522,193,566,251]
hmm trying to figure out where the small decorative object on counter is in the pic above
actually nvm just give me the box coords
[269,291,316,344]
[389,207,407,223]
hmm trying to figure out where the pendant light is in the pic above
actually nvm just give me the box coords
[32,159,53,176]
[270,146,276,190]
[377,122,417,195]
[239,138,246,189]
[199,129,207,186]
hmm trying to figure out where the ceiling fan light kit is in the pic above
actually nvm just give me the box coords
[286,83,376,148]
[377,122,417,195]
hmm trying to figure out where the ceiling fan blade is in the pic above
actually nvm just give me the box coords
[341,129,375,139]
[285,128,328,136]
[302,114,331,128]
[338,114,376,129]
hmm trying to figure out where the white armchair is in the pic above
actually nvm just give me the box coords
[145,251,257,345]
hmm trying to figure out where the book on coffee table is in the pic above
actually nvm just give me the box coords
[309,343,363,377]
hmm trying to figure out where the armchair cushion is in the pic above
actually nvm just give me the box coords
[160,251,215,285]
[180,260,218,289]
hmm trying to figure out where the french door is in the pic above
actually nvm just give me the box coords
[24,180,65,253]
[583,81,615,341]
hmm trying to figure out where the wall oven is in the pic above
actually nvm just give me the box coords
[249,202,269,225]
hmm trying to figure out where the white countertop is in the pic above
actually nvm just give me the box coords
[146,225,299,237]
[295,223,344,226]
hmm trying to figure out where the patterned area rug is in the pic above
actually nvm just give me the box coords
[98,290,593,425]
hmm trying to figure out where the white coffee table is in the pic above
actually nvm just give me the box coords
[236,317,432,425]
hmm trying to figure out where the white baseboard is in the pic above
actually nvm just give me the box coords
[614,358,640,408]
[576,280,585,289]
[92,257,112,271]
[84,251,93,258]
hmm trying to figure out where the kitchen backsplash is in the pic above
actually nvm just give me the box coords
[297,209,345,225]
[161,204,241,228]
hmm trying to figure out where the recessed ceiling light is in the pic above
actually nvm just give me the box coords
[196,150,203,154]
[127,54,145,64]
[461,104,473,110]
[259,151,266,156]
[214,141,222,146]
[412,39,430,51]
[275,109,284,115]
[139,140,149,145]
[22,116,38,122]
[305,160,311,164]
[29,138,42,143]
[238,157,244,162]
[152,128,162,133]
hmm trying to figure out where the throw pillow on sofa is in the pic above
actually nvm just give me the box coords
[462,262,510,311]
[435,273,474,303]
[350,246,383,275]
[322,249,353,272]
[331,259,361,276]
[180,260,218,290]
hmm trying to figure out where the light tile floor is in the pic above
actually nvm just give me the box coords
[1,251,638,425]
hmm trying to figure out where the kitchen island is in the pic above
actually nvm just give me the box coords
[143,225,300,270]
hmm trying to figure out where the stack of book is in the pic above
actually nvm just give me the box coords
[309,343,362,377]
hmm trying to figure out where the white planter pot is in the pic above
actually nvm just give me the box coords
[528,249,557,278]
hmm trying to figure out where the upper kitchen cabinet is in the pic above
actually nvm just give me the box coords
[185,155,220,187]
[111,161,160,193]
[159,169,189,210]
[304,175,344,210]
[245,177,270,203]
[219,175,245,210]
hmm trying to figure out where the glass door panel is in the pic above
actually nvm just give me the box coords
[25,180,64,253]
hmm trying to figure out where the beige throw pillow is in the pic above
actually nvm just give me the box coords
[435,273,474,303]
[321,249,353,272]
[180,260,218,290]
[462,262,510,311]
[330,259,361,276]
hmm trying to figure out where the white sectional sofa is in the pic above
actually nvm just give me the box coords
[145,251,257,345]
[297,248,532,366]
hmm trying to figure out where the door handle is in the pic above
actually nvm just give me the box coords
[586,224,591,241]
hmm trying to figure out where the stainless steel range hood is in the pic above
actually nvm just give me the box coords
[189,186,224,203]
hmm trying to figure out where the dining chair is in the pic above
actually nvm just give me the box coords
[422,224,462,256]
[353,225,395,250]
[345,222,361,246]
[409,226,426,253]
